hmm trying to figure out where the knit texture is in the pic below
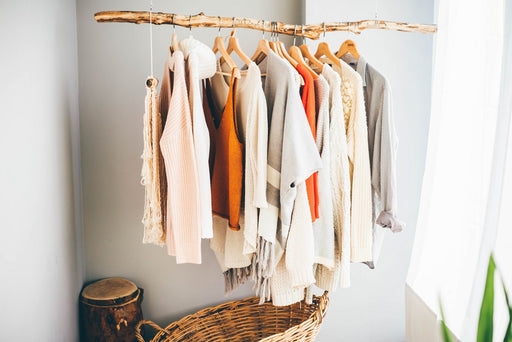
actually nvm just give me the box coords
[159,50,202,264]
[253,51,321,303]
[315,65,352,290]
[210,70,244,231]
[333,61,373,263]
[179,37,216,239]
[312,75,335,269]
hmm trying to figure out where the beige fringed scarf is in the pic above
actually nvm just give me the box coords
[141,77,166,246]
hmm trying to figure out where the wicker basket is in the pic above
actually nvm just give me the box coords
[135,291,329,342]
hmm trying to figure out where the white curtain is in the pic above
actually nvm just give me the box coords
[406,0,512,340]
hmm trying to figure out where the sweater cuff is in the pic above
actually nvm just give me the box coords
[376,211,405,233]
[290,268,316,288]
[351,247,372,263]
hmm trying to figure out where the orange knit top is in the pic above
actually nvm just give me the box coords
[209,70,244,231]
[296,64,319,222]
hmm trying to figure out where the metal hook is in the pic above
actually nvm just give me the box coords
[261,20,265,39]
[189,15,192,32]
[232,17,236,28]
[172,13,176,33]
[218,16,221,36]
[293,25,297,46]
[323,22,326,39]
[301,25,305,45]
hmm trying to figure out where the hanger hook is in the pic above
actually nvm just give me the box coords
[301,25,305,45]
[293,25,297,46]
[233,17,236,28]
[189,15,192,32]
[261,20,265,39]
[172,13,176,33]
[323,22,326,39]
[218,16,221,36]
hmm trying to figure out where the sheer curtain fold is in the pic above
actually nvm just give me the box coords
[407,0,511,340]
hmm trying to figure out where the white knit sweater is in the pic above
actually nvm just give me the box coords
[178,38,216,239]
[315,65,352,290]
[332,61,373,263]
[312,75,335,269]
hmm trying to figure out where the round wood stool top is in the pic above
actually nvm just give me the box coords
[81,278,139,306]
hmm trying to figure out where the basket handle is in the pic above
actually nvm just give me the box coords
[314,291,329,323]
[135,320,166,342]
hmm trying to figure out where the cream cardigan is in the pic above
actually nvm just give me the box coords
[333,61,373,263]
[315,65,352,291]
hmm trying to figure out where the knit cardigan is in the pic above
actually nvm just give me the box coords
[315,65,352,290]
[312,75,334,269]
[253,51,321,303]
[332,61,373,263]
[178,38,216,239]
[159,50,202,264]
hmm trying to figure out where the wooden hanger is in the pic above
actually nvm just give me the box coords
[225,19,253,67]
[313,23,341,67]
[212,29,241,78]
[315,42,340,68]
[296,25,324,72]
[251,21,270,64]
[299,45,324,71]
[288,25,318,77]
[336,39,360,59]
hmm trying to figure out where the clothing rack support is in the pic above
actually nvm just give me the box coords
[94,11,437,39]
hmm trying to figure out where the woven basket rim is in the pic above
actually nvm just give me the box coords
[135,291,329,342]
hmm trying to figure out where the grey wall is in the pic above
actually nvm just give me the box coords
[0,0,83,341]
[77,0,432,341]
[305,0,433,341]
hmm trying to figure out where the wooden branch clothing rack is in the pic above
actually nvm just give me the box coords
[98,9,434,311]
[95,11,437,39]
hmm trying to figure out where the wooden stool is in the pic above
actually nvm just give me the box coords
[80,278,143,342]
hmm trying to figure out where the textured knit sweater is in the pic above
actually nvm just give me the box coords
[332,60,373,263]
[208,61,268,294]
[178,38,216,239]
[315,65,352,290]
[312,75,334,269]
[210,70,243,231]
[159,50,202,264]
[253,51,321,302]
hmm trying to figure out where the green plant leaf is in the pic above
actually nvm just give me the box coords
[502,278,512,342]
[439,300,456,342]
[477,254,496,342]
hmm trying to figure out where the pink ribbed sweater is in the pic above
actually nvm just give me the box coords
[159,50,202,264]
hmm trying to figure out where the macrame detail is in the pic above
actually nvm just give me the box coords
[141,77,166,246]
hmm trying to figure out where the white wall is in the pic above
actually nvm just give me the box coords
[305,0,434,341]
[0,0,83,341]
[78,0,433,341]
